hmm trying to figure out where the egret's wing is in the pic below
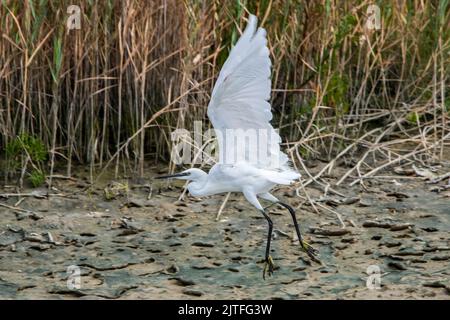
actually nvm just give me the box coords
[207,15,288,168]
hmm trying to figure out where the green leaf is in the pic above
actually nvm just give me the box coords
[29,169,45,187]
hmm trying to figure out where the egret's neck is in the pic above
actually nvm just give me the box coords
[187,174,208,197]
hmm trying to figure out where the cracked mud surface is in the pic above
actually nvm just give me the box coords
[1,163,449,299]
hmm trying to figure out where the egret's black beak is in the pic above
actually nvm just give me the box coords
[154,172,189,180]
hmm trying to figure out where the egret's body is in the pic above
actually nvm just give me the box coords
[186,163,299,199]
[157,14,318,278]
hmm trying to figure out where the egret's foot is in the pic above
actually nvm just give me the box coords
[262,256,275,280]
[301,240,320,262]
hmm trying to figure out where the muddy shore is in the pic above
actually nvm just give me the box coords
[1,163,449,299]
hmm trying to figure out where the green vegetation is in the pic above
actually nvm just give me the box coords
[5,134,47,187]
[0,0,448,186]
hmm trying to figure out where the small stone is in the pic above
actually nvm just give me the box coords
[387,255,405,261]
[30,212,44,220]
[25,233,45,242]
[182,289,203,297]
[359,198,373,207]
[29,244,51,251]
[388,261,407,270]
[118,229,140,236]
[191,241,214,248]
[8,225,23,233]
[120,218,143,231]
[430,254,450,261]
[126,198,154,208]
[293,266,306,272]
[422,281,449,289]
[309,227,350,236]
[172,277,196,286]
[381,240,402,248]
[363,221,391,228]
[396,248,425,256]
[421,227,438,232]
[335,244,348,250]
[386,192,409,199]
[390,223,413,231]
[165,264,179,274]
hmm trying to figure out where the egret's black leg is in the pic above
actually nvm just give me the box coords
[277,202,320,262]
[263,201,278,211]
[260,209,274,280]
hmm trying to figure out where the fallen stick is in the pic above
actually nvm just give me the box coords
[350,132,450,186]
[0,202,32,213]
[46,175,78,182]
[215,192,231,221]
[295,149,345,197]
[427,172,450,184]
[303,128,381,187]
[0,192,47,199]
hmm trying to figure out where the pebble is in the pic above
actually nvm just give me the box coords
[388,261,407,270]
[430,254,450,261]
[182,288,204,297]
[421,227,438,232]
[341,237,356,243]
[422,281,449,289]
[380,240,402,248]
[309,227,350,236]
[165,264,179,274]
[191,241,215,248]
[172,277,196,286]
[390,223,413,231]
[25,233,45,242]
[362,221,391,228]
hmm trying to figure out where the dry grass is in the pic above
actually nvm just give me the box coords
[0,0,449,187]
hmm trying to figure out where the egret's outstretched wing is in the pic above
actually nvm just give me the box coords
[207,15,288,168]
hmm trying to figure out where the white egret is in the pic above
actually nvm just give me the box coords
[156,14,319,279]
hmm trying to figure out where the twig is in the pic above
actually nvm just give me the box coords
[427,172,450,184]
[0,202,32,213]
[215,192,231,221]
[349,132,450,186]
[0,192,47,198]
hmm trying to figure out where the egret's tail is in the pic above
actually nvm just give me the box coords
[264,169,301,185]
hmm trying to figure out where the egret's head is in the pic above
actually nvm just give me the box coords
[155,168,206,181]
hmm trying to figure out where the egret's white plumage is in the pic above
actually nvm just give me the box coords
[157,14,318,278]
[190,13,301,207]
[208,14,288,169]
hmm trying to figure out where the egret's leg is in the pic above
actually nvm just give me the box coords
[259,193,279,211]
[243,189,275,279]
[260,209,274,279]
[277,201,319,262]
